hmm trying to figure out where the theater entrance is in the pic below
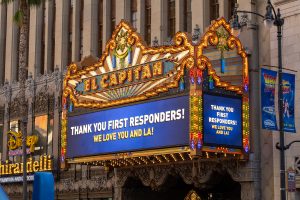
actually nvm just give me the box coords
[121,168,241,200]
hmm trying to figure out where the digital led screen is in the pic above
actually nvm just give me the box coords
[203,93,242,148]
[67,95,189,158]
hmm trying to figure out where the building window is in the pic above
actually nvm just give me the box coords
[33,114,53,156]
[79,0,84,60]
[183,0,191,32]
[131,0,137,28]
[228,0,237,20]
[111,0,116,34]
[145,0,151,45]
[210,0,219,22]
[98,0,103,56]
[68,0,73,64]
[168,0,175,38]
[47,116,54,155]
[34,115,48,155]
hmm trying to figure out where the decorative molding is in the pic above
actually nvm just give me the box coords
[55,175,109,192]
[192,24,201,44]
[26,72,35,98]
[113,160,255,190]
[35,73,48,86]
[5,106,9,120]
[9,96,27,120]
[49,95,55,114]
[34,87,55,115]
[0,106,4,122]
[274,0,298,6]
[3,81,11,103]
[54,67,63,92]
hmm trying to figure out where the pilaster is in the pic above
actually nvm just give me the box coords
[175,0,184,32]
[53,68,62,171]
[219,0,229,20]
[151,0,167,44]
[44,0,55,73]
[136,0,145,36]
[2,83,11,161]
[28,5,43,78]
[54,0,70,70]
[115,0,130,25]
[82,0,98,58]
[102,0,111,50]
[72,0,81,62]
[5,1,19,83]
[0,5,7,85]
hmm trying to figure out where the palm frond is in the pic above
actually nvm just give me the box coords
[13,9,24,26]
[0,0,15,5]
[28,0,45,6]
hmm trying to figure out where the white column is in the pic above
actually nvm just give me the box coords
[136,0,145,36]
[115,0,130,25]
[71,0,81,62]
[0,5,7,84]
[5,1,19,82]
[44,0,54,73]
[219,0,229,20]
[175,0,184,32]
[82,0,98,58]
[2,103,9,161]
[191,0,209,34]
[28,6,43,78]
[102,0,111,50]
[54,0,70,70]
[151,0,167,44]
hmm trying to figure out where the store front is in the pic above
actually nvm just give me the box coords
[59,18,252,200]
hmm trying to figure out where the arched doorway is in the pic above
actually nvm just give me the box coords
[121,167,241,200]
[122,175,205,200]
[201,168,241,200]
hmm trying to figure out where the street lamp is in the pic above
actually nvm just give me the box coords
[231,0,286,199]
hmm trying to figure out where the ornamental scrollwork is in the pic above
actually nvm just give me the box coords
[26,72,35,98]
[9,96,27,119]
[0,106,4,122]
[34,88,54,115]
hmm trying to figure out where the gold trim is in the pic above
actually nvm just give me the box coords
[61,19,250,168]
[196,17,248,94]
[67,146,190,163]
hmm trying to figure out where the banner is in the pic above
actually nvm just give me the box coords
[261,68,278,130]
[67,96,189,158]
[282,72,296,132]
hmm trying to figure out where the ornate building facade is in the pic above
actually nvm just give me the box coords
[0,0,299,200]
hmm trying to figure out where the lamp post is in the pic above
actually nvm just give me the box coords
[231,0,286,199]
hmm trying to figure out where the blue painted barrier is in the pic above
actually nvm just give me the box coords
[0,185,9,200]
[32,172,54,200]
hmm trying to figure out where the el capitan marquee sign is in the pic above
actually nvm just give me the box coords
[61,18,250,168]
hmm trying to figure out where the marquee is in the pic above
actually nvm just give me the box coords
[61,18,249,168]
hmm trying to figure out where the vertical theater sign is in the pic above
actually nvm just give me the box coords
[61,18,249,176]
